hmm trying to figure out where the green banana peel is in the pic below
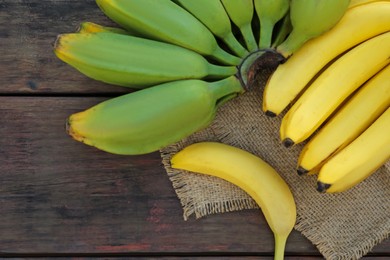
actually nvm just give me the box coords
[67,76,244,155]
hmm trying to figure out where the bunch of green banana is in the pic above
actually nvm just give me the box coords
[54,31,237,89]
[171,142,296,260]
[67,76,243,155]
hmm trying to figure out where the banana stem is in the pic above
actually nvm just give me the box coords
[274,234,287,260]
[240,23,258,52]
[271,14,292,48]
[276,30,309,58]
[209,76,244,106]
[207,64,238,79]
[211,46,242,66]
[223,32,249,58]
[259,20,274,49]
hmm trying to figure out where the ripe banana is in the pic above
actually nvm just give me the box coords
[276,0,350,58]
[170,142,296,260]
[254,0,290,49]
[349,0,390,8]
[317,108,390,193]
[175,0,248,58]
[280,31,390,147]
[95,0,241,66]
[263,1,390,116]
[54,32,237,89]
[67,76,244,155]
[297,65,390,175]
[220,0,258,52]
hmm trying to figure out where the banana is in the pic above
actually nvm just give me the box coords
[263,1,390,116]
[349,0,390,8]
[67,76,244,155]
[220,0,258,52]
[175,0,248,58]
[317,108,390,193]
[95,0,241,65]
[271,12,292,48]
[54,32,237,89]
[77,21,134,35]
[276,0,350,58]
[297,65,390,175]
[280,31,390,147]
[170,142,296,260]
[254,0,290,49]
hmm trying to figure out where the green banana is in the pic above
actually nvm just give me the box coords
[175,0,248,57]
[67,76,244,155]
[271,11,292,48]
[77,21,133,35]
[95,0,241,65]
[54,32,237,89]
[277,0,351,58]
[254,0,290,49]
[220,0,258,52]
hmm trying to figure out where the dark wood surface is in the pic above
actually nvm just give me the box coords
[1,1,389,258]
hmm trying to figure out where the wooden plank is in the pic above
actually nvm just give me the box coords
[0,96,389,257]
[0,0,129,94]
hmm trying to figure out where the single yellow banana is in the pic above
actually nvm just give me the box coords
[263,1,390,116]
[171,142,296,260]
[220,0,258,52]
[276,0,350,58]
[317,108,390,193]
[54,32,237,89]
[95,0,241,65]
[297,65,390,175]
[280,31,390,147]
[254,0,290,49]
[175,0,248,57]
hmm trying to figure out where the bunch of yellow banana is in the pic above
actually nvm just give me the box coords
[263,1,390,193]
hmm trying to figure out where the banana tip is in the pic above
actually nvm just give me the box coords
[297,166,309,176]
[282,138,294,148]
[317,182,331,193]
[265,110,277,117]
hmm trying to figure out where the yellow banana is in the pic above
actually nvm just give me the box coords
[254,0,290,49]
[77,21,134,35]
[317,108,390,193]
[276,0,350,58]
[349,0,390,8]
[67,76,243,155]
[220,0,258,52]
[280,31,390,147]
[175,0,248,57]
[297,65,390,175]
[263,1,390,116]
[95,0,241,65]
[54,32,237,89]
[170,142,296,260]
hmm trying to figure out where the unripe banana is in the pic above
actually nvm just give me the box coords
[254,0,290,49]
[271,13,292,48]
[280,32,390,147]
[263,2,390,116]
[317,108,390,193]
[54,32,237,89]
[67,76,244,155]
[77,21,133,35]
[276,0,350,58]
[95,0,241,65]
[170,142,296,260]
[220,0,258,52]
[175,0,248,57]
[298,65,390,175]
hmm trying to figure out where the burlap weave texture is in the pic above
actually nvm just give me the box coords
[161,78,390,260]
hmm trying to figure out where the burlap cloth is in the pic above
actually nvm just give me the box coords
[160,69,390,260]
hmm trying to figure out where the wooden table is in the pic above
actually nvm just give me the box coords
[1,1,389,258]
